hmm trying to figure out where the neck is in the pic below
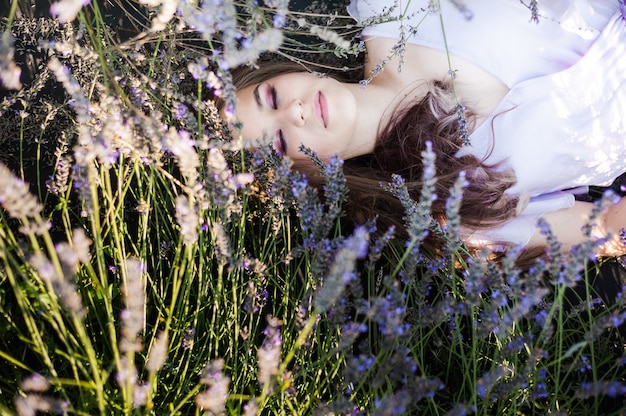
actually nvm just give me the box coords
[340,83,385,158]
[342,80,425,160]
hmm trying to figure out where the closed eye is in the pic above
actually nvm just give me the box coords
[269,85,279,110]
[277,129,287,155]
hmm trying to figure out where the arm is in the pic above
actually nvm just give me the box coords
[527,199,626,256]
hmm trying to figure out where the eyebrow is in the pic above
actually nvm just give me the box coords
[252,84,270,139]
[253,84,263,109]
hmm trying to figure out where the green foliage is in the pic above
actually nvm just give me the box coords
[0,0,625,415]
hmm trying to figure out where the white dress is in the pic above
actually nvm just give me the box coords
[348,0,626,247]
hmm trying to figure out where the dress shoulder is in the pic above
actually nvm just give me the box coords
[348,0,618,86]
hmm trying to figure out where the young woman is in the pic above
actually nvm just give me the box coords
[228,0,626,259]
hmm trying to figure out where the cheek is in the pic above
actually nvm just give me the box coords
[314,135,342,158]
[238,115,265,142]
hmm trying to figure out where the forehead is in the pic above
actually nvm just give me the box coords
[245,71,313,88]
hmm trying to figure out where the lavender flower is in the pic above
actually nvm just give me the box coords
[224,29,283,69]
[363,292,410,339]
[456,104,470,146]
[496,286,548,336]
[165,128,200,186]
[577,355,592,373]
[314,227,369,312]
[299,149,348,226]
[70,164,95,215]
[48,57,99,212]
[212,222,233,262]
[444,171,468,251]
[50,0,91,22]
[19,374,50,393]
[188,57,209,82]
[583,190,620,239]
[244,281,268,313]
[0,31,22,90]
[344,355,376,384]
[528,0,540,24]
[428,0,441,14]
[55,228,92,274]
[133,382,151,408]
[14,394,68,416]
[138,0,178,32]
[29,254,86,319]
[308,24,351,49]
[146,331,169,373]
[585,310,626,342]
[448,0,474,20]
[576,381,626,399]
[360,60,388,87]
[366,225,396,271]
[46,155,72,196]
[182,328,196,350]
[196,359,230,414]
[120,259,147,352]
[372,389,411,415]
[531,369,548,400]
[476,365,512,399]
[257,316,282,389]
[175,195,200,245]
[204,147,246,220]
[116,356,138,390]
[243,399,258,416]
[536,218,562,268]
[178,0,285,69]
[48,58,90,125]
[0,162,44,220]
[383,141,437,246]
[411,376,445,401]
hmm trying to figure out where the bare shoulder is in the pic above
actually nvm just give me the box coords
[362,36,431,85]
[364,36,501,82]
[363,36,509,119]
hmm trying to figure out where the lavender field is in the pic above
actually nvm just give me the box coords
[1,0,626,414]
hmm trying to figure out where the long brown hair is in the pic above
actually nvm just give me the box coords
[342,81,520,227]
[228,60,539,262]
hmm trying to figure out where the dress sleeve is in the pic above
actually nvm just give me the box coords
[462,191,580,248]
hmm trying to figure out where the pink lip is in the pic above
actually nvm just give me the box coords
[274,138,284,155]
[315,91,328,128]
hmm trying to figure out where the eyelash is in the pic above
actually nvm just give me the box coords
[269,85,286,153]
[270,85,279,109]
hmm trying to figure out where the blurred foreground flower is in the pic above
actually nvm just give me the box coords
[0,31,21,90]
[139,0,179,32]
[0,162,43,220]
[196,359,230,415]
[257,316,282,389]
[30,253,86,319]
[50,0,91,23]
[15,373,68,416]
[20,374,50,393]
[315,226,369,312]
[175,195,200,245]
[146,331,169,373]
[120,259,147,352]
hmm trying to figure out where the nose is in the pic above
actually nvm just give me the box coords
[279,99,305,127]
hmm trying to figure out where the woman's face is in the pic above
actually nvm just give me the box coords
[232,72,358,160]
